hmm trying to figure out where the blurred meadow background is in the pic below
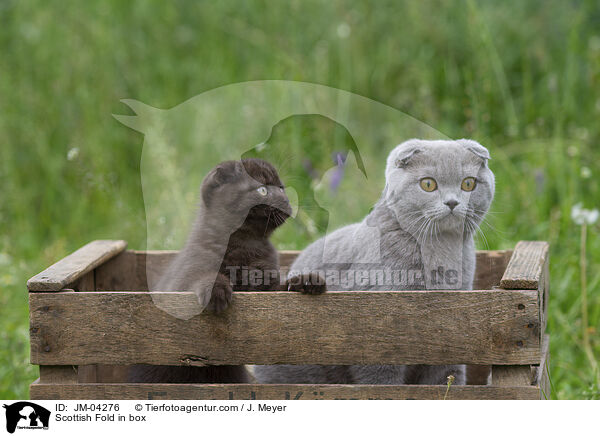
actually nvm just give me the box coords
[1,0,599,398]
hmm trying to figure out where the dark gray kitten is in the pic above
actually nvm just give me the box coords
[128,158,297,383]
[253,139,495,385]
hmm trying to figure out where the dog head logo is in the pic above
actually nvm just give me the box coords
[3,402,50,434]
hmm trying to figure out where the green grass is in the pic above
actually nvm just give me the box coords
[1,0,599,399]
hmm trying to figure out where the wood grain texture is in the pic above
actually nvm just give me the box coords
[39,366,78,384]
[474,250,513,290]
[74,271,95,292]
[534,335,550,399]
[500,241,549,290]
[29,381,542,400]
[465,365,491,385]
[539,253,550,338]
[27,240,127,291]
[95,250,176,291]
[77,365,98,383]
[93,249,513,291]
[30,290,541,366]
[491,365,533,386]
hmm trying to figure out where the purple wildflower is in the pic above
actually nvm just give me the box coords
[329,152,347,192]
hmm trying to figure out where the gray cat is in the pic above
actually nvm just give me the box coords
[253,139,495,385]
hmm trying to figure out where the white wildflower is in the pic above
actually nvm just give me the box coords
[572,203,599,225]
[581,167,592,179]
[336,22,351,39]
[567,145,578,157]
[547,74,558,91]
[67,147,80,161]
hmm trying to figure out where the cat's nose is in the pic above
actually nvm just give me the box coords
[444,199,459,210]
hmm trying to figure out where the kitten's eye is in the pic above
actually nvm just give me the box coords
[461,177,476,192]
[419,178,437,192]
[257,186,268,196]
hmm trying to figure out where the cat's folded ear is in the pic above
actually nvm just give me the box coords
[394,147,421,168]
[460,139,491,162]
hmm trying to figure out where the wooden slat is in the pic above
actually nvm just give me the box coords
[74,271,95,292]
[94,249,513,291]
[77,365,131,383]
[539,253,550,337]
[29,382,542,400]
[279,251,299,268]
[491,365,533,386]
[39,365,78,384]
[492,335,550,389]
[474,250,513,289]
[95,250,177,291]
[28,240,128,291]
[466,365,491,385]
[73,273,99,383]
[96,365,131,383]
[534,335,550,399]
[30,290,541,366]
[77,366,98,383]
[500,241,549,289]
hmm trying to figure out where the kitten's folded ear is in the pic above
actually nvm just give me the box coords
[201,161,241,206]
[460,139,491,161]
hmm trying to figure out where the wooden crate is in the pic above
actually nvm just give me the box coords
[27,240,550,400]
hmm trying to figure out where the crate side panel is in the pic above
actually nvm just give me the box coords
[94,250,512,291]
[30,290,540,366]
[29,382,541,400]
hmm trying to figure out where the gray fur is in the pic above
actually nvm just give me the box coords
[129,159,291,383]
[253,139,495,385]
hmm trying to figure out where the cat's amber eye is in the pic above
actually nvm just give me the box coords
[461,177,476,192]
[419,178,437,192]
[257,186,268,196]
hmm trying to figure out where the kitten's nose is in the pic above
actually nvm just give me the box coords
[444,199,459,210]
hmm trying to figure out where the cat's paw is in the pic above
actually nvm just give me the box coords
[207,280,233,313]
[194,278,233,314]
[286,272,327,295]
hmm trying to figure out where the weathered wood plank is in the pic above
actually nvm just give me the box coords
[533,335,550,399]
[491,365,533,386]
[465,365,491,385]
[29,382,542,400]
[95,250,177,291]
[28,240,127,291]
[539,253,550,337]
[474,250,513,290]
[30,290,541,366]
[74,271,95,292]
[500,241,549,290]
[39,366,78,384]
[77,365,98,383]
[77,365,131,383]
[96,365,131,383]
[94,249,513,291]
